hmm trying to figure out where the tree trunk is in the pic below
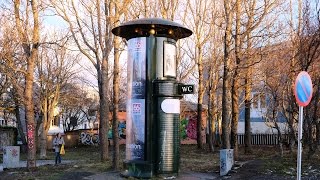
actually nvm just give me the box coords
[99,56,110,162]
[207,76,216,152]
[288,99,296,153]
[14,0,40,169]
[308,81,319,158]
[272,108,283,157]
[112,33,120,170]
[275,121,283,157]
[244,67,252,154]
[314,79,320,146]
[222,0,233,149]
[244,6,255,154]
[25,46,38,169]
[14,104,27,153]
[231,76,239,159]
[231,0,241,160]
[316,118,320,154]
[40,97,49,159]
[197,103,204,149]
[39,125,48,158]
[307,114,314,159]
[197,47,205,149]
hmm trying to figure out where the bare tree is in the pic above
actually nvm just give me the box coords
[59,84,97,131]
[0,10,28,150]
[183,0,215,149]
[52,0,131,163]
[111,0,132,170]
[13,0,40,169]
[230,0,241,159]
[52,0,113,161]
[159,0,178,20]
[221,0,233,149]
[36,39,78,158]
[261,44,291,156]
[296,1,320,158]
[206,2,224,152]
[241,0,277,154]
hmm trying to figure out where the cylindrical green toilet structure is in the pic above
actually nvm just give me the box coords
[112,18,192,178]
[153,80,182,174]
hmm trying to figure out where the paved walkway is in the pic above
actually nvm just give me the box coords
[83,171,219,180]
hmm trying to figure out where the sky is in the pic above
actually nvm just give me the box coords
[3,0,317,97]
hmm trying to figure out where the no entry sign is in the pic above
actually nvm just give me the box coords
[294,71,313,107]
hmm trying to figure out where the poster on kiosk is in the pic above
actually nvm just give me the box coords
[126,37,146,161]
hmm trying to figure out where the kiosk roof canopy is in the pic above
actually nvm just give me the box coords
[112,18,192,40]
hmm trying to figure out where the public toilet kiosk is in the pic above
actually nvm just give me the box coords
[112,18,192,178]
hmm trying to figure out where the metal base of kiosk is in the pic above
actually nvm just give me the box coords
[121,160,153,178]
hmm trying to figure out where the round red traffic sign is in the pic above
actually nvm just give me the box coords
[294,71,313,107]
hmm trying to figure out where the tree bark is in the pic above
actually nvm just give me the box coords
[208,83,216,152]
[222,0,233,149]
[112,26,120,170]
[244,67,252,154]
[231,76,240,158]
[25,42,38,169]
[243,0,258,154]
[308,79,319,158]
[230,0,241,160]
[197,103,204,149]
[14,0,39,169]
[98,57,110,161]
[197,49,205,149]
[40,98,48,159]
[39,125,48,158]
[14,104,27,153]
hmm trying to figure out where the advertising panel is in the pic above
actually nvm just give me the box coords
[126,37,146,161]
[163,42,176,77]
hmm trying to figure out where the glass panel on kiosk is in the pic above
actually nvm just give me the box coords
[126,37,146,161]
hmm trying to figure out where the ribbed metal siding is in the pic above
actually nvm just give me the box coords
[153,81,179,96]
[157,104,180,173]
[153,81,180,174]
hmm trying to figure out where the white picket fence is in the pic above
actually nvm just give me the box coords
[237,134,289,145]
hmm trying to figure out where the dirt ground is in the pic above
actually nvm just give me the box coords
[1,145,320,180]
[228,147,320,180]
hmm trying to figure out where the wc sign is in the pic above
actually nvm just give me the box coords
[179,84,194,94]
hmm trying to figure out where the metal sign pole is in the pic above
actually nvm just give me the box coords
[297,106,303,180]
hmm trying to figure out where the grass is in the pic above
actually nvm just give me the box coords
[241,146,320,177]
[1,145,124,180]
[2,145,320,179]
[18,145,102,161]
[180,145,219,172]
[1,145,219,179]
